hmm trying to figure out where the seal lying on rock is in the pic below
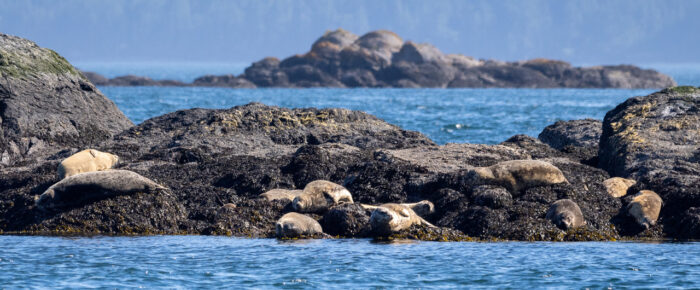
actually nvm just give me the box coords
[292,180,353,213]
[603,177,636,198]
[467,160,568,193]
[275,212,324,238]
[57,149,119,179]
[259,189,303,203]
[546,199,585,230]
[361,200,435,218]
[627,190,662,229]
[36,170,166,211]
[369,203,435,235]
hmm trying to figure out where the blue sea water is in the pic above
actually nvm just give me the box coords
[2,64,698,287]
[1,236,699,288]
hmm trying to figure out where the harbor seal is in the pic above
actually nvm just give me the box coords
[627,190,662,229]
[275,212,324,238]
[292,180,353,213]
[36,170,166,211]
[603,177,636,198]
[259,189,303,203]
[467,160,568,193]
[369,203,435,235]
[361,200,435,218]
[57,149,119,179]
[546,199,585,230]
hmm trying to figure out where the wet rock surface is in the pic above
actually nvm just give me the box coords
[81,29,675,89]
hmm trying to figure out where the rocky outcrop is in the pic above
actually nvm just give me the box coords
[1,33,697,241]
[82,29,676,89]
[600,86,700,238]
[0,33,133,167]
[538,119,602,163]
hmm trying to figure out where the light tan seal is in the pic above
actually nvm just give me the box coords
[292,180,353,213]
[369,203,435,234]
[36,170,166,211]
[361,200,435,218]
[57,149,119,179]
[603,177,636,198]
[259,189,303,203]
[275,212,324,238]
[546,199,585,230]
[627,190,662,229]
[468,160,568,193]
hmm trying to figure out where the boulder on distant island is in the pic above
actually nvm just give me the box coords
[0,33,133,167]
[78,29,677,89]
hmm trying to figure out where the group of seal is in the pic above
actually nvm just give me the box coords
[266,180,438,238]
[35,149,166,211]
[266,180,353,238]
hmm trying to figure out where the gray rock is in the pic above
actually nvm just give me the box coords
[0,33,133,166]
[600,87,700,238]
[539,119,602,150]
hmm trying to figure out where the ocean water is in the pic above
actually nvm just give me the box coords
[2,64,697,287]
[84,63,699,145]
[0,236,699,288]
[101,87,658,144]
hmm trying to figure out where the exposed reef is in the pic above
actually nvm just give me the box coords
[1,32,698,241]
[82,29,676,89]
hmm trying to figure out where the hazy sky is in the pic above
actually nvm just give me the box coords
[1,0,698,65]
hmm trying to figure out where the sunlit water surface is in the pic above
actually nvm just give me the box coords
[1,236,699,288]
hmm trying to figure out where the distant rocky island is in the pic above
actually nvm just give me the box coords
[83,29,676,89]
[2,32,699,241]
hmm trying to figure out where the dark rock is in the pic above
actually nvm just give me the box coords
[472,185,512,209]
[539,119,602,150]
[599,86,700,238]
[321,203,370,237]
[539,119,602,163]
[243,57,288,87]
[0,33,134,167]
[192,74,256,88]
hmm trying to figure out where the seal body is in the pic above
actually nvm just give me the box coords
[260,189,303,203]
[36,170,165,211]
[468,160,568,193]
[292,180,353,213]
[361,200,435,218]
[546,199,585,230]
[57,149,119,179]
[275,212,323,238]
[603,177,636,198]
[627,190,662,229]
[369,203,434,234]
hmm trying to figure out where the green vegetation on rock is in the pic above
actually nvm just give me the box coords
[666,86,700,95]
[0,48,81,79]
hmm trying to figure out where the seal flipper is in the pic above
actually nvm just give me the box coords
[418,217,436,228]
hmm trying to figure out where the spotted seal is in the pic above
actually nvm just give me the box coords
[368,203,435,234]
[57,149,119,179]
[275,212,324,238]
[546,199,585,230]
[292,180,353,213]
[627,190,662,229]
[36,170,166,211]
[467,160,568,193]
[259,189,303,203]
